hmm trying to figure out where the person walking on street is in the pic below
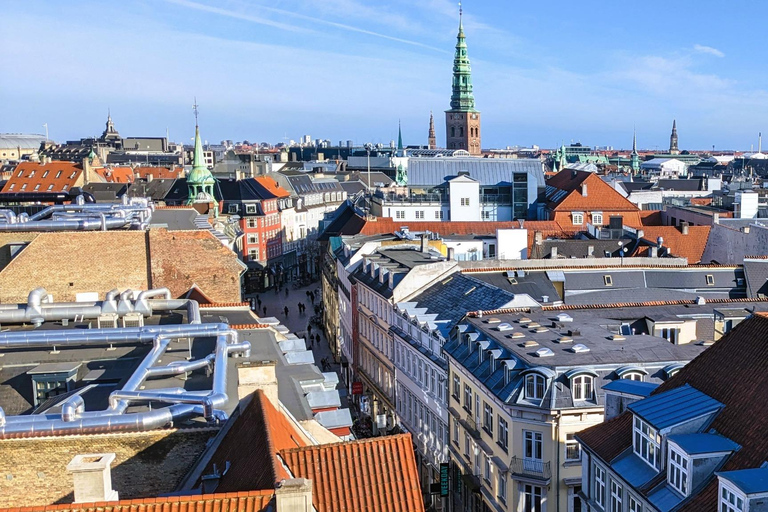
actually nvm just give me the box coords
[284,306,289,317]
[263,306,267,316]
[307,324,312,336]
[257,298,262,309]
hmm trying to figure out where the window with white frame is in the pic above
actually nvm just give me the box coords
[498,416,508,451]
[610,480,623,512]
[572,212,584,225]
[415,210,424,219]
[660,327,680,344]
[464,384,472,413]
[482,211,490,219]
[720,483,745,512]
[623,372,645,381]
[453,418,459,445]
[594,463,606,508]
[592,212,603,225]
[633,416,661,470]
[524,430,543,461]
[628,494,642,512]
[464,432,470,457]
[483,402,493,434]
[460,197,470,206]
[247,234,258,245]
[497,470,506,502]
[572,375,594,401]
[525,374,546,400]
[668,446,689,496]
[565,433,581,461]
[483,453,491,482]
[523,484,543,512]
[396,210,405,219]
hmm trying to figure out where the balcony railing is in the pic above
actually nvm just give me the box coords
[509,457,551,482]
[462,413,481,440]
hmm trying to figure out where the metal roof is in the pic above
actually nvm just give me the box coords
[668,433,740,455]
[717,467,768,495]
[406,157,544,187]
[628,384,723,430]
[602,379,658,398]
[0,134,47,150]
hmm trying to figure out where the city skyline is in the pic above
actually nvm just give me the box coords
[2,0,768,150]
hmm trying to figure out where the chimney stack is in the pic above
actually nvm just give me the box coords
[237,361,278,407]
[587,245,594,257]
[581,183,588,197]
[420,234,428,253]
[275,479,314,512]
[681,222,689,235]
[550,246,558,259]
[67,453,119,503]
[447,247,455,261]
[534,231,543,246]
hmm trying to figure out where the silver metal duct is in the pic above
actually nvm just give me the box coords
[0,198,153,232]
[0,324,250,437]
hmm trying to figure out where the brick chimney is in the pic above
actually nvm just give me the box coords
[275,478,313,512]
[66,453,119,503]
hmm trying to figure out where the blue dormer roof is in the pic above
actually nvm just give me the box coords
[717,467,768,495]
[668,433,740,455]
[628,384,723,430]
[603,379,658,398]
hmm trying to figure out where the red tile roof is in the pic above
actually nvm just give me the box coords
[280,433,424,512]
[639,210,663,226]
[204,390,309,493]
[546,170,640,212]
[635,225,711,263]
[0,490,275,512]
[690,197,713,206]
[95,166,184,183]
[578,314,768,512]
[1,161,82,194]
[254,176,291,198]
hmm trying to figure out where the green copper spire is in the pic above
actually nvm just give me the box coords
[630,128,640,174]
[397,120,403,151]
[449,2,476,112]
[186,99,216,209]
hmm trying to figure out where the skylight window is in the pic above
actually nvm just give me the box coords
[604,275,613,286]
[706,274,715,286]
[535,347,554,357]
[570,344,590,353]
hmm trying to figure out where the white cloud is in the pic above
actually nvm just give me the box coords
[693,44,725,58]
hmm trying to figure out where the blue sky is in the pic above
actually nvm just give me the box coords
[1,0,767,150]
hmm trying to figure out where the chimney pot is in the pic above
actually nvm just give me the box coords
[581,183,588,197]
[447,247,455,261]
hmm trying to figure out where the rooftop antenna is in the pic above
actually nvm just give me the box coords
[42,123,48,141]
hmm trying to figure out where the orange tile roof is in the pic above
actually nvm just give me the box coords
[1,161,82,194]
[636,225,711,263]
[205,390,309,493]
[280,433,424,512]
[547,171,640,212]
[0,490,275,512]
[639,210,663,226]
[95,166,184,183]
[690,197,713,206]
[254,176,290,198]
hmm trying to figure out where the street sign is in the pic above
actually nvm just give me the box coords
[440,463,450,497]
[352,381,363,395]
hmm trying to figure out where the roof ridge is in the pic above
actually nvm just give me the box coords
[279,432,413,455]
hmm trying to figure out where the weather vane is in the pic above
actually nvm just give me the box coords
[459,1,462,17]
[193,97,199,126]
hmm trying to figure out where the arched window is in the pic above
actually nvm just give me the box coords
[525,374,545,399]
[572,375,594,401]
[622,372,644,381]
[451,127,455,137]
[459,127,464,137]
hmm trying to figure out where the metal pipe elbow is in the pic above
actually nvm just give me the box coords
[62,395,85,422]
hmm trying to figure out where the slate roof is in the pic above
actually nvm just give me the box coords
[125,178,178,201]
[280,434,424,512]
[317,201,367,241]
[744,258,768,298]
[577,314,768,512]
[628,384,723,430]
[467,271,561,303]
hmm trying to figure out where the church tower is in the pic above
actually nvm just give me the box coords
[669,119,679,155]
[445,4,481,155]
[428,112,437,149]
[630,129,640,174]
[100,110,121,143]
[186,100,217,213]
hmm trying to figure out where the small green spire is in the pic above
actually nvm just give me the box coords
[192,125,207,172]
[397,120,403,151]
[449,1,475,112]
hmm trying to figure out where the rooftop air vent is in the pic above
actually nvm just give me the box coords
[535,347,555,357]
[557,336,573,344]
[534,327,548,333]
[511,332,525,339]
[557,313,573,322]
[528,322,541,329]
[497,323,513,332]
[487,317,501,324]
[570,344,590,353]
[519,318,532,325]
[524,340,539,348]
[611,335,626,341]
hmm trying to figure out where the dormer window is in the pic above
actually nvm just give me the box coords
[623,371,645,381]
[604,275,613,286]
[668,446,689,496]
[572,375,594,401]
[633,416,661,470]
[525,374,545,400]
[572,212,584,225]
[720,484,744,512]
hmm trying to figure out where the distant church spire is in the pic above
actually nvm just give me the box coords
[187,99,217,213]
[428,111,437,149]
[397,120,403,151]
[631,127,640,174]
[101,109,120,142]
[669,119,679,155]
[445,1,481,155]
